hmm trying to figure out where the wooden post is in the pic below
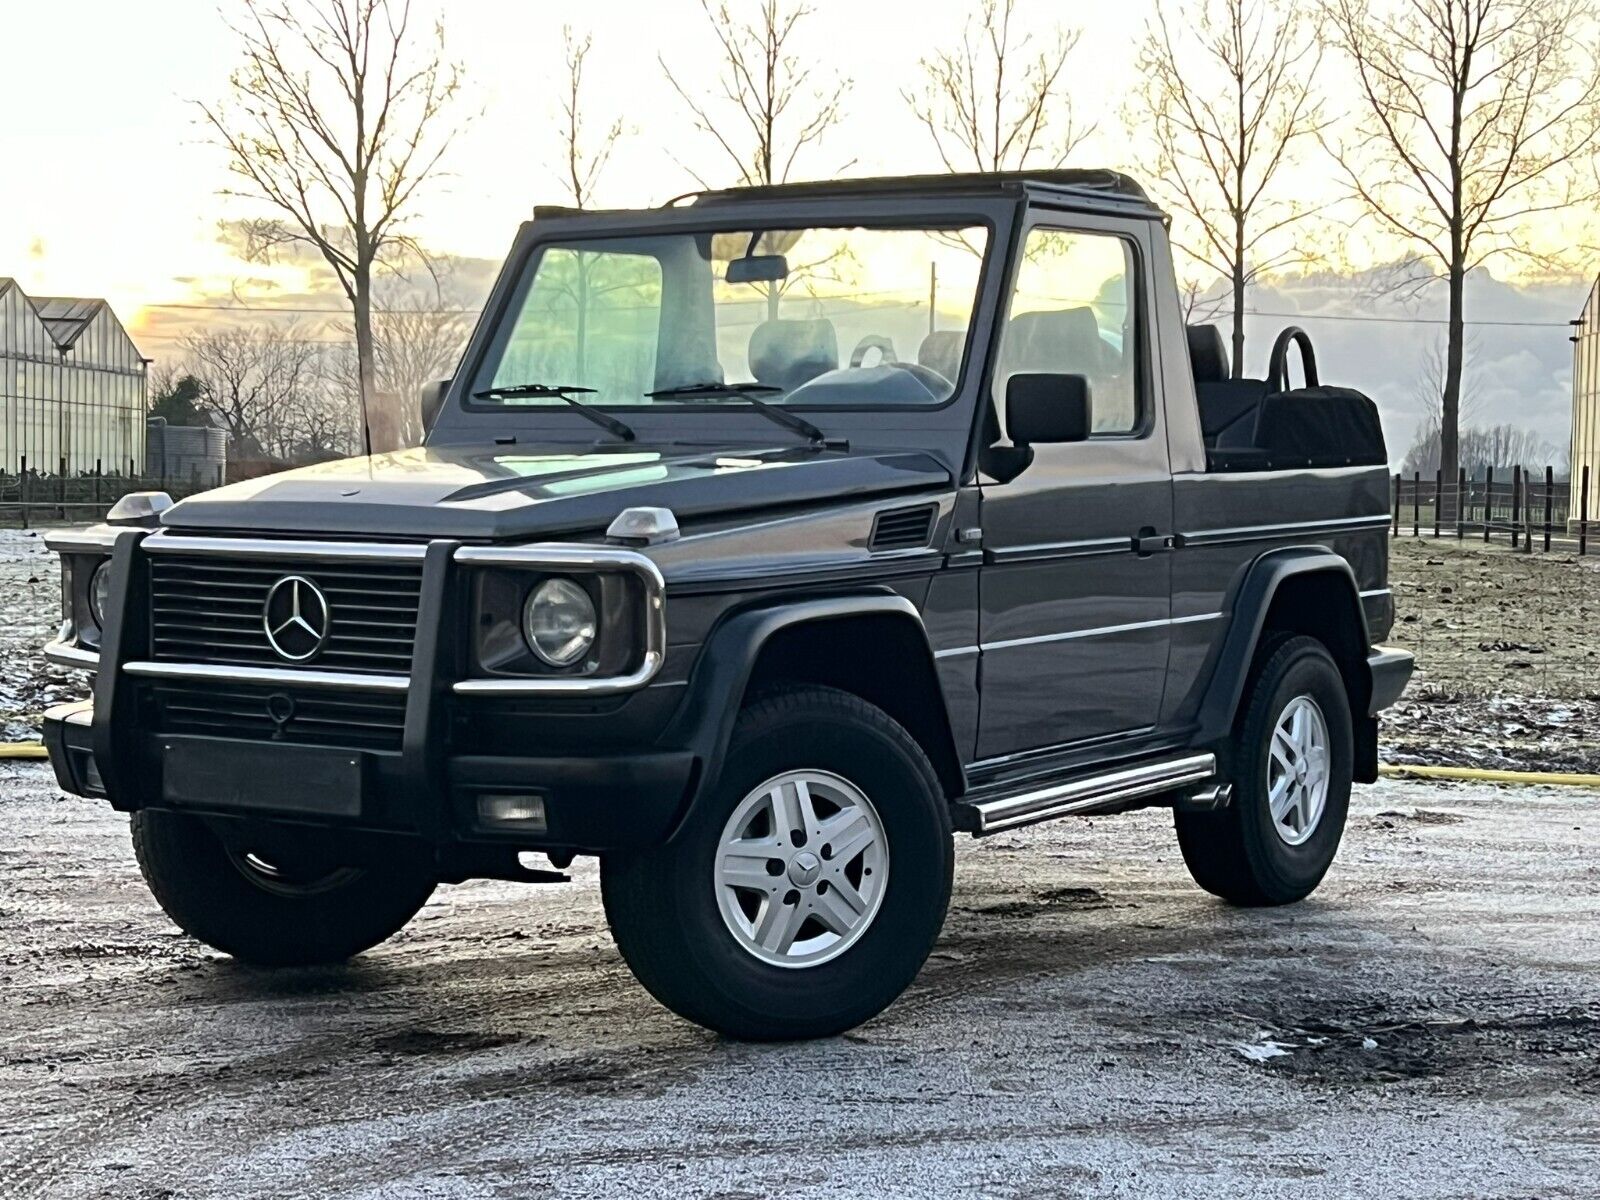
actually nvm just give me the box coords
[1412,471,1421,537]
[1393,473,1402,536]
[94,459,102,506]
[17,456,26,531]
[1433,468,1442,537]
[1510,466,1521,548]
[1543,465,1554,552]
[1484,467,1494,542]
[1523,470,1533,554]
[1582,465,1591,556]
[1456,467,1467,539]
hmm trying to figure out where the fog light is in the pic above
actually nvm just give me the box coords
[477,793,548,830]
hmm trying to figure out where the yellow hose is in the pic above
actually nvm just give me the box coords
[1379,763,1600,788]
[2,740,1598,786]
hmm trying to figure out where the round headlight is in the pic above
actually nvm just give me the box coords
[88,560,113,629]
[522,577,597,667]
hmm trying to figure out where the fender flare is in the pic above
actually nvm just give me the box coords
[658,590,964,832]
[1193,547,1372,747]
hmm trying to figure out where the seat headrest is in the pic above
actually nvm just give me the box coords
[1186,324,1229,384]
[917,330,965,383]
[748,319,838,392]
[1002,308,1102,373]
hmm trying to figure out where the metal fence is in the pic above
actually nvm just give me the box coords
[1,456,224,526]
[1392,465,1595,553]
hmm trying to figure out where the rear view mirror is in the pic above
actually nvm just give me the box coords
[725,254,789,285]
[1006,373,1092,445]
[419,378,451,431]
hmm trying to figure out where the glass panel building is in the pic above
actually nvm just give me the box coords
[1574,276,1600,530]
[1,278,148,476]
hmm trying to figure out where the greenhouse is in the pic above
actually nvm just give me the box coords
[0,278,147,477]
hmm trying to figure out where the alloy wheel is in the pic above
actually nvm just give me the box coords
[713,769,890,968]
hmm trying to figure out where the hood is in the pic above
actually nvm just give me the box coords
[159,442,953,540]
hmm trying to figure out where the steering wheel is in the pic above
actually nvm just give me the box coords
[1266,326,1319,393]
[849,334,898,368]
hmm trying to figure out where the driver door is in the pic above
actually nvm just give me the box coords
[976,217,1174,761]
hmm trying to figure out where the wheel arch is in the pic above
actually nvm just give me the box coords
[1196,548,1374,774]
[660,591,966,833]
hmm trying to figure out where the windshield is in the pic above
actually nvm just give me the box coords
[472,224,989,410]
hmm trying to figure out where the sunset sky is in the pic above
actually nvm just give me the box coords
[1,0,1594,455]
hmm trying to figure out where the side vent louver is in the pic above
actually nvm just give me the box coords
[870,503,938,551]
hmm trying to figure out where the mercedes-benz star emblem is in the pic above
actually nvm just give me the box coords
[262,575,331,662]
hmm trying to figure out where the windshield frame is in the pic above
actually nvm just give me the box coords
[452,200,1006,427]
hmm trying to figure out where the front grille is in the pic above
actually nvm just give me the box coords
[148,555,422,675]
[150,681,407,751]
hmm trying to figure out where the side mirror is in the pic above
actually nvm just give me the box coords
[419,378,451,431]
[1006,373,1091,445]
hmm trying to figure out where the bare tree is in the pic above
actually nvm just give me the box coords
[1130,0,1323,376]
[1409,332,1481,430]
[556,26,624,209]
[331,264,476,447]
[1323,0,1600,508]
[177,324,329,462]
[661,0,851,190]
[1403,420,1556,476]
[199,0,464,454]
[905,0,1091,175]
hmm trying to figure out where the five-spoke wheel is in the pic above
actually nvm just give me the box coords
[1175,634,1353,906]
[1267,695,1330,846]
[601,686,953,1040]
[714,770,889,967]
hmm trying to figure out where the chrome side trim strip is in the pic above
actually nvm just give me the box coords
[985,535,1131,565]
[45,640,100,671]
[933,645,980,660]
[982,612,1221,653]
[141,532,429,562]
[969,752,1216,834]
[452,542,667,696]
[123,661,412,694]
[1359,587,1392,599]
[1177,514,1391,548]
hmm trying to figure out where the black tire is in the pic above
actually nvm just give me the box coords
[1175,634,1353,906]
[601,685,954,1040]
[131,810,437,966]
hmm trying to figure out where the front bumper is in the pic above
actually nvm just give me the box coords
[44,697,697,853]
[41,529,698,855]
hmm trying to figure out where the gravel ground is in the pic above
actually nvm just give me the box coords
[1384,537,1600,772]
[0,528,73,742]
[2,764,1598,1198]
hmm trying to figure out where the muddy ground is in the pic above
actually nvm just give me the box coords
[1384,537,1600,772]
[2,765,1597,1197]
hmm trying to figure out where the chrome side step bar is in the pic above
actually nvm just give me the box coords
[961,752,1217,835]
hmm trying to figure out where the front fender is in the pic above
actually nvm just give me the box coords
[657,590,961,835]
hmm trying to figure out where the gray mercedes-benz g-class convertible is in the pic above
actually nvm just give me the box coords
[42,170,1412,1040]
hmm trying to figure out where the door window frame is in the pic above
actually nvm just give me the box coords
[990,214,1156,444]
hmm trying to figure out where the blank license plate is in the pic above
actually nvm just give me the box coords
[162,737,364,817]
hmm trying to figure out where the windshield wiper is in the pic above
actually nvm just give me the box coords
[472,382,635,442]
[645,381,831,447]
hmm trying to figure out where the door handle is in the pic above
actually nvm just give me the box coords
[1133,528,1171,557]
